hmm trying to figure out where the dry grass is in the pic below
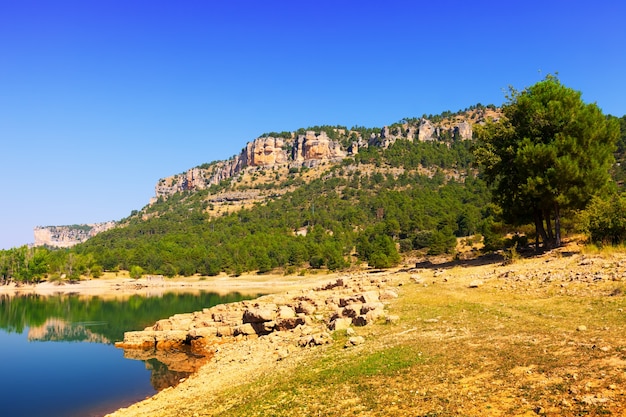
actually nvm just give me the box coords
[111,243,626,417]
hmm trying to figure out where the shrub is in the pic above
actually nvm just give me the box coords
[129,265,144,279]
[582,194,626,245]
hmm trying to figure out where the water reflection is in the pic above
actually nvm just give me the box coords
[28,318,110,343]
[0,290,259,412]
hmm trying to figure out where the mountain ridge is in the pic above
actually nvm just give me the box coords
[151,106,499,202]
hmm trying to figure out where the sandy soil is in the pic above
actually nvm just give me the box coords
[0,271,338,299]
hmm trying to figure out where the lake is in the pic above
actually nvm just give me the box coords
[0,291,258,417]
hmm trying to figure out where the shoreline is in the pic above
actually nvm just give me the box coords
[0,271,341,299]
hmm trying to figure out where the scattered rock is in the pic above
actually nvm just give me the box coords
[386,315,400,324]
[345,336,365,348]
[379,289,398,300]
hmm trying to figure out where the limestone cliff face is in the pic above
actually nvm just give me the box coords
[154,131,348,198]
[34,222,116,248]
[153,112,486,200]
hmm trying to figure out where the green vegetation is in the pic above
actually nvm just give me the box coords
[475,75,619,248]
[1,95,625,281]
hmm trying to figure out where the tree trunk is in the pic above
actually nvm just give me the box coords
[534,209,549,250]
[554,203,561,247]
[544,209,554,243]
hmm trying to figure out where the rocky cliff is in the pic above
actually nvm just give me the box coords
[153,110,497,200]
[34,222,116,248]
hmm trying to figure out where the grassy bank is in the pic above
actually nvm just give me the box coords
[110,245,626,416]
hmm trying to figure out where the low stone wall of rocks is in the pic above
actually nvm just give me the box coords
[115,273,399,357]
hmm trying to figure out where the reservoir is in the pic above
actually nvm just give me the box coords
[0,291,258,417]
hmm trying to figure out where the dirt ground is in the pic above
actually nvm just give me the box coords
[105,242,626,416]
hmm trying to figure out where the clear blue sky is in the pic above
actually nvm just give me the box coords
[1,0,625,249]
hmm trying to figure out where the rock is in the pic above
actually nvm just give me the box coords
[295,301,316,315]
[345,336,365,348]
[386,314,400,324]
[277,305,296,319]
[275,316,307,331]
[454,121,472,140]
[353,315,370,327]
[576,325,587,332]
[216,326,234,337]
[243,307,276,323]
[418,118,437,141]
[118,330,158,349]
[329,317,352,331]
[469,280,484,288]
[188,327,218,339]
[33,222,116,248]
[410,274,424,284]
[342,304,362,318]
[234,323,257,336]
[379,289,398,300]
[361,302,384,314]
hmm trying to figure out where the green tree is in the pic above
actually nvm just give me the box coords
[582,194,626,245]
[129,265,144,279]
[475,75,619,248]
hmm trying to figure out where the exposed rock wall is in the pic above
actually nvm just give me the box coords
[153,114,482,200]
[154,131,348,198]
[33,222,116,248]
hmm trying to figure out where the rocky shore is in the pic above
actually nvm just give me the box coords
[108,271,402,417]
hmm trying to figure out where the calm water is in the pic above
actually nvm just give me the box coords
[0,291,257,417]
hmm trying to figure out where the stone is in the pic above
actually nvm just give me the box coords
[353,315,369,327]
[379,289,398,300]
[243,307,276,323]
[234,323,257,336]
[342,304,362,318]
[277,305,296,319]
[329,317,352,331]
[469,280,484,288]
[361,302,384,314]
[295,301,316,315]
[386,314,400,324]
[576,325,587,332]
[345,336,365,348]
[188,327,218,339]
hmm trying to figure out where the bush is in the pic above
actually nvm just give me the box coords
[427,230,457,255]
[129,265,144,279]
[582,194,626,245]
[90,265,103,278]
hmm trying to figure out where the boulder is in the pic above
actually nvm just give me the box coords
[277,305,296,319]
[243,307,276,323]
[345,336,365,348]
[379,289,398,300]
[329,317,352,331]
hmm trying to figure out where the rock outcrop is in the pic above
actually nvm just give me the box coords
[115,272,398,363]
[154,131,347,199]
[33,222,116,248]
[153,110,492,200]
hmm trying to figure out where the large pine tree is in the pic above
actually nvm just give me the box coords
[475,75,619,248]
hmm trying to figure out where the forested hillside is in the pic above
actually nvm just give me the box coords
[2,99,624,283]
[75,137,489,277]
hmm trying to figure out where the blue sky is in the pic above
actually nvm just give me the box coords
[1,0,625,249]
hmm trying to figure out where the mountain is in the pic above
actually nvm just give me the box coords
[151,107,497,202]
[65,106,501,277]
[34,222,116,248]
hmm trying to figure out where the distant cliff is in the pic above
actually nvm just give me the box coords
[34,222,116,248]
[153,110,496,200]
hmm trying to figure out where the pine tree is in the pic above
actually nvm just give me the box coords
[475,75,619,248]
